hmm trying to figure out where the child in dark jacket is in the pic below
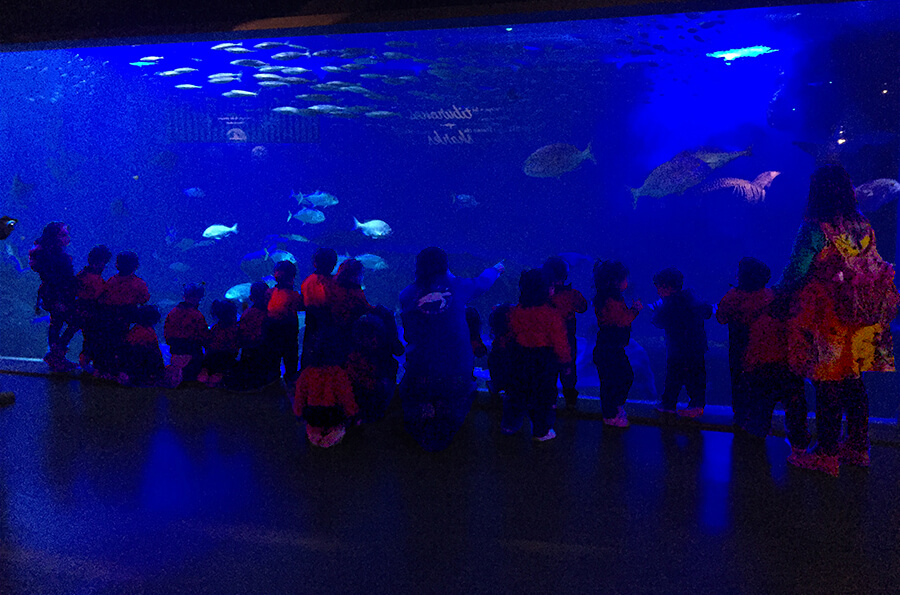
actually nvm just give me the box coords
[487,303,513,403]
[593,260,643,427]
[652,267,713,418]
[345,308,402,423]
[119,305,165,386]
[543,256,589,411]
[74,244,112,373]
[163,283,209,384]
[236,281,274,388]
[199,299,239,387]
[29,222,78,371]
[501,269,571,441]
[266,261,304,384]
[716,257,774,428]
[327,258,373,363]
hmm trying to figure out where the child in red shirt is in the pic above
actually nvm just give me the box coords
[501,269,571,441]
[236,281,274,389]
[199,299,239,387]
[299,248,337,370]
[266,261,303,385]
[74,244,112,372]
[164,283,209,384]
[99,251,150,377]
[119,305,165,386]
[543,256,589,411]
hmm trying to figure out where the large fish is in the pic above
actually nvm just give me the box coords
[699,170,780,203]
[523,142,595,178]
[630,146,751,207]
[856,178,900,213]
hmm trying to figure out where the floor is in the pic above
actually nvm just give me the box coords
[1,371,899,594]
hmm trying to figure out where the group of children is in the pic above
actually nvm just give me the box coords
[28,220,816,451]
[483,254,807,450]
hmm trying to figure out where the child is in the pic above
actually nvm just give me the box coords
[716,257,774,428]
[266,261,304,385]
[199,299,239,387]
[99,251,151,376]
[543,256,589,411]
[28,222,77,371]
[502,269,570,441]
[466,307,489,358]
[299,248,337,370]
[593,260,643,427]
[163,283,209,384]
[74,244,112,372]
[294,362,359,448]
[328,258,373,362]
[236,281,274,389]
[119,305,165,386]
[651,267,713,418]
[345,309,401,423]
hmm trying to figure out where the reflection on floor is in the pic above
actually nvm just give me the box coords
[1,372,899,594]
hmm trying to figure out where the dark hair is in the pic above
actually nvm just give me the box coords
[134,305,160,327]
[116,251,139,275]
[87,245,112,267]
[335,259,363,288]
[489,303,512,337]
[415,247,449,287]
[249,281,269,303]
[183,282,205,301]
[593,260,628,302]
[653,267,683,291]
[519,268,550,308]
[351,313,386,350]
[542,256,569,285]
[274,260,297,280]
[211,299,238,325]
[805,164,862,223]
[313,248,338,275]
[34,221,67,249]
[737,257,771,292]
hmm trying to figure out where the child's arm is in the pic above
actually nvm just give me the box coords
[600,298,639,327]
[716,290,736,324]
[549,313,571,363]
[573,289,589,314]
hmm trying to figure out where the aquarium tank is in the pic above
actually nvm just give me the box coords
[0,0,897,413]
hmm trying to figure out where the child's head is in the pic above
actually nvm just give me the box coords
[88,244,112,268]
[415,246,449,287]
[211,299,238,325]
[653,267,683,296]
[134,305,161,327]
[274,260,297,283]
[542,256,569,286]
[249,281,269,305]
[593,260,629,295]
[36,221,69,249]
[737,257,771,292]
[518,268,550,307]
[183,282,205,304]
[116,251,140,275]
[489,303,512,337]
[335,259,363,288]
[313,248,338,275]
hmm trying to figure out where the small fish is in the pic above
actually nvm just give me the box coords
[222,90,258,98]
[184,187,205,198]
[208,77,240,84]
[172,67,198,74]
[313,50,343,58]
[175,84,202,89]
[258,81,289,87]
[365,110,400,118]
[355,253,388,270]
[258,66,286,73]
[254,41,291,49]
[225,47,255,54]
[281,77,313,84]
[383,52,413,60]
[321,66,345,73]
[188,240,216,249]
[209,71,242,79]
[295,190,339,208]
[169,262,191,272]
[523,142,596,178]
[253,73,284,80]
[353,217,392,239]
[296,93,333,102]
[212,42,241,50]
[202,224,238,239]
[225,282,253,301]
[306,104,345,113]
[129,61,155,67]
[288,207,326,224]
[230,59,268,68]
[452,193,479,207]
[156,70,182,77]
[273,106,301,114]
[699,171,780,203]
[280,66,312,75]
[268,249,297,264]
[341,63,367,70]
[706,45,778,63]
[140,56,164,61]
[385,40,416,48]
[279,234,310,243]
[272,51,307,60]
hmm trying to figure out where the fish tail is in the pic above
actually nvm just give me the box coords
[584,140,596,164]
[353,217,361,229]
[630,186,640,209]
[744,144,753,157]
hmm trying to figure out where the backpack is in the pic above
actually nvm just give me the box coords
[815,219,900,326]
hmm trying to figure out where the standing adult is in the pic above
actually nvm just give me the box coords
[399,247,504,451]
[777,164,898,476]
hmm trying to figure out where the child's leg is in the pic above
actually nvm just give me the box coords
[812,381,843,455]
[683,355,707,409]
[594,347,621,418]
[742,370,776,437]
[560,332,578,404]
[615,349,635,411]
[840,377,869,452]
[284,329,300,383]
[781,370,810,450]
[659,356,686,411]
[528,354,560,437]
[501,391,527,434]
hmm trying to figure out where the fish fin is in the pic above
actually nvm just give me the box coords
[287,211,292,223]
[583,140,596,164]
[629,186,640,209]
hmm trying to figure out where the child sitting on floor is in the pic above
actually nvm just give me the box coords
[199,299,239,388]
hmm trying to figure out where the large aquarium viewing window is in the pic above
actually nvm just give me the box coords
[1,0,897,413]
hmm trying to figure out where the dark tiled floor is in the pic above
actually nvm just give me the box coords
[1,372,899,594]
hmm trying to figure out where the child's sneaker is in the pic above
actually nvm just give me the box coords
[533,428,556,442]
[197,369,210,384]
[837,443,870,467]
[678,406,704,418]
[656,404,677,414]
[603,414,629,428]
[787,449,840,477]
